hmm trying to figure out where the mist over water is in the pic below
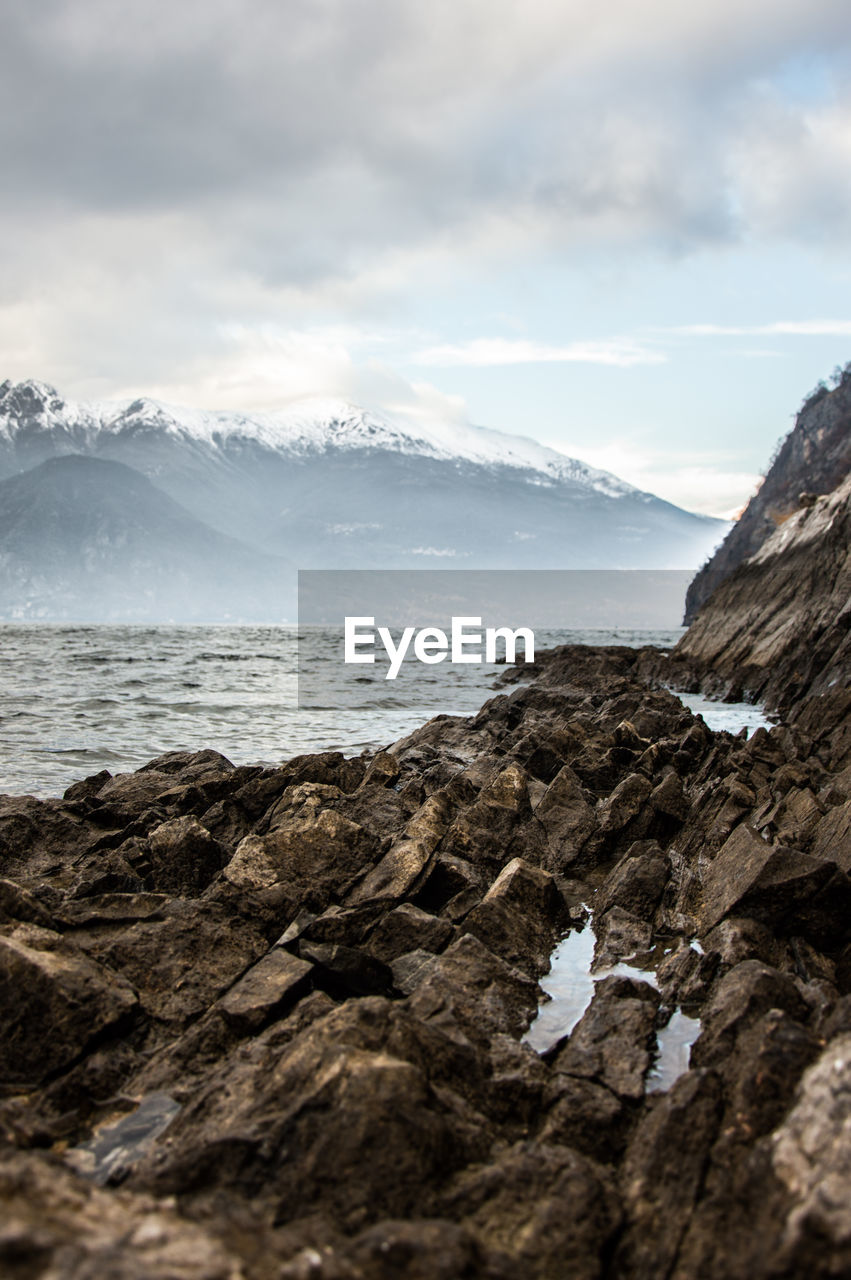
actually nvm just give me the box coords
[0,625,692,797]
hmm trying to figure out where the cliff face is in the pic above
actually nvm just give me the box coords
[685,371,851,622]
[669,472,851,719]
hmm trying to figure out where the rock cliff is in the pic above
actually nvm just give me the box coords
[685,368,851,622]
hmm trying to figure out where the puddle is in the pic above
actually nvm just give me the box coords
[673,690,774,736]
[525,912,703,1093]
[647,1009,701,1093]
[65,1091,180,1185]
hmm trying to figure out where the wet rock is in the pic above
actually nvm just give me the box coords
[0,924,138,1086]
[656,941,720,1008]
[592,907,653,969]
[552,975,661,1100]
[442,765,541,871]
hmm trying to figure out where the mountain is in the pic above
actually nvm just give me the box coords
[685,367,851,621]
[0,455,292,622]
[0,379,726,572]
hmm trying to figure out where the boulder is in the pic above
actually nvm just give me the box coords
[0,924,138,1085]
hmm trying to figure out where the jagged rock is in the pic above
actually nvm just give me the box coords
[299,941,395,998]
[552,975,660,1100]
[406,933,541,1044]
[438,1140,621,1280]
[0,878,54,927]
[366,903,455,962]
[0,1147,243,1279]
[593,906,653,969]
[146,816,228,895]
[462,857,565,974]
[225,787,380,908]
[441,765,540,870]
[811,797,851,869]
[540,1076,627,1163]
[698,823,842,938]
[772,1033,851,1270]
[612,1069,723,1280]
[0,924,138,1085]
[595,840,669,919]
[135,999,487,1231]
[597,774,653,838]
[534,764,597,869]
[691,960,809,1071]
[348,792,453,903]
[216,948,313,1033]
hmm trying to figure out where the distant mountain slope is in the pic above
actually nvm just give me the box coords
[0,455,292,622]
[0,380,727,571]
[685,368,851,621]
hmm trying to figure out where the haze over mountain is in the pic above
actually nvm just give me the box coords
[0,379,728,620]
[0,456,291,622]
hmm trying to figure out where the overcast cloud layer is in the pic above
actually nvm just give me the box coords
[3,0,851,513]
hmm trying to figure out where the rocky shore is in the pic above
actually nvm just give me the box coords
[1,606,851,1278]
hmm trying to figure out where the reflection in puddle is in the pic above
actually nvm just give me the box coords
[66,1091,180,1185]
[647,1009,701,1092]
[525,912,703,1093]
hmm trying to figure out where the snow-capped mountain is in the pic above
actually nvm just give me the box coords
[0,379,728,617]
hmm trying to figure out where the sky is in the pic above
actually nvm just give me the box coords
[3,0,851,517]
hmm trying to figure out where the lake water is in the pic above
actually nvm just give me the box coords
[0,624,763,798]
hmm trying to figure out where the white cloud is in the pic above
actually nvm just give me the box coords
[411,337,666,367]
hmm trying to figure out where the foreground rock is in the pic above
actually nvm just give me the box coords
[0,634,850,1277]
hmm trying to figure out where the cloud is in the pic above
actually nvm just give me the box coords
[661,320,851,337]
[568,441,763,517]
[411,337,666,367]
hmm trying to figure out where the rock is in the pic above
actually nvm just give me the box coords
[698,823,840,936]
[216,948,314,1033]
[347,792,453,903]
[595,841,669,920]
[592,907,653,970]
[442,765,540,870]
[552,975,660,1100]
[771,1034,851,1272]
[0,878,54,927]
[0,1147,243,1279]
[612,1070,723,1280]
[0,924,138,1086]
[462,857,565,974]
[299,942,395,998]
[225,788,380,908]
[366,903,455,963]
[136,1000,486,1231]
[691,960,809,1071]
[438,1140,621,1280]
[406,934,541,1045]
[146,816,228,895]
[597,774,653,837]
[534,765,597,869]
[540,1076,627,1163]
[811,797,851,870]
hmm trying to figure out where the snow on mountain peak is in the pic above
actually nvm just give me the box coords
[0,380,639,498]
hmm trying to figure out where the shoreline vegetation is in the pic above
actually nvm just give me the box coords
[2,396,851,1276]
